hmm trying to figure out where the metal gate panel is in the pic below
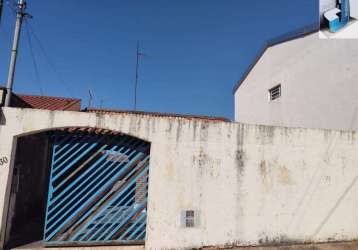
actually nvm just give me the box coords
[44,129,150,246]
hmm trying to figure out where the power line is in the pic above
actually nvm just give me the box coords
[4,0,16,17]
[26,22,74,96]
[1,0,16,44]
[0,23,10,44]
[25,20,43,95]
[0,1,16,45]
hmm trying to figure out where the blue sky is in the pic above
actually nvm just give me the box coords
[0,0,317,119]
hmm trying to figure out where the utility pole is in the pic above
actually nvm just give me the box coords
[4,0,29,106]
[134,41,144,111]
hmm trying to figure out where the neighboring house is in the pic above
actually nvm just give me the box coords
[0,86,81,111]
[234,24,358,131]
[0,86,230,123]
[11,94,81,111]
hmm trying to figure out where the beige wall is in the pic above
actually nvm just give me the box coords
[1,108,358,249]
[234,33,358,131]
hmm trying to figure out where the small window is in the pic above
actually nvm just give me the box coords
[185,210,195,227]
[181,210,196,228]
[269,84,281,101]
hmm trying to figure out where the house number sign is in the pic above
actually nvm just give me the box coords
[0,156,8,166]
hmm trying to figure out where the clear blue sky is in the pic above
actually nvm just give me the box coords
[0,0,317,119]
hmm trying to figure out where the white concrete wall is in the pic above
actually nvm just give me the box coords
[234,33,358,131]
[1,108,358,249]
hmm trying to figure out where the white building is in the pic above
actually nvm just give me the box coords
[234,26,358,131]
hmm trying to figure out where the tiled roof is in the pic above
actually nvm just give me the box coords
[14,94,81,111]
[57,127,122,135]
[1,86,228,121]
[85,108,231,122]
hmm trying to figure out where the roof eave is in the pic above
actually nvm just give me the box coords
[232,22,319,94]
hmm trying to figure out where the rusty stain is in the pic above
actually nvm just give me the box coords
[165,162,175,180]
[260,160,267,178]
[165,119,173,133]
[95,113,105,128]
[193,148,210,168]
[260,160,271,191]
[200,122,209,142]
[192,149,220,177]
[48,111,55,127]
[257,125,275,144]
[278,166,292,185]
[86,108,230,122]
[236,150,245,174]
[235,124,245,177]
[176,120,183,142]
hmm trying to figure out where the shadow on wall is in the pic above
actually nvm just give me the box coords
[4,132,52,249]
[0,109,5,125]
[312,173,358,238]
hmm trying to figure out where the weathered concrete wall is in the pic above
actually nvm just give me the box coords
[0,107,358,250]
[234,33,358,131]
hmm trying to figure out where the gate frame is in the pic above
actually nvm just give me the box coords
[0,127,152,249]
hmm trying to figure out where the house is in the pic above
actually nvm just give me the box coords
[0,86,81,111]
[234,24,358,131]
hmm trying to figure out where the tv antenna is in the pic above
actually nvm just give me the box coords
[88,89,94,109]
[134,41,145,110]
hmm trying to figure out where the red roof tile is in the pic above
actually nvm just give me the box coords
[85,108,230,122]
[14,94,81,111]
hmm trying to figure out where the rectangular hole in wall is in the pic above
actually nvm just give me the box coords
[185,210,195,228]
[269,84,281,101]
[181,210,198,228]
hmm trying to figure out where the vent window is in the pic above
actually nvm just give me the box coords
[269,84,281,101]
[185,210,195,227]
[181,210,198,228]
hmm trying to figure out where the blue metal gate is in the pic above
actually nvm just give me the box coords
[44,129,150,246]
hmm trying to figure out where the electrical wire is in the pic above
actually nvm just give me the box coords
[5,0,16,17]
[25,22,74,96]
[25,20,43,95]
[0,23,10,45]
[0,1,16,47]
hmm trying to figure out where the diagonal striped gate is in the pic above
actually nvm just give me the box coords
[44,129,150,246]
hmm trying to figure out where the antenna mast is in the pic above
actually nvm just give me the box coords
[5,0,30,106]
[88,89,93,109]
[134,41,144,111]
